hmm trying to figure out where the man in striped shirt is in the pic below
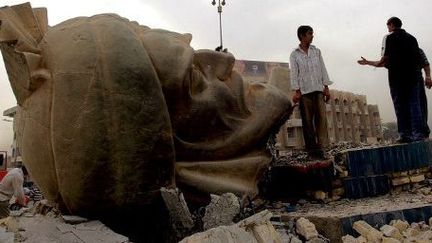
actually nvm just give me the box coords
[290,25,332,159]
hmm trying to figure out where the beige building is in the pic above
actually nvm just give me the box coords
[2,106,22,167]
[233,59,383,149]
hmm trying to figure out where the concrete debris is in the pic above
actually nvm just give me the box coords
[15,214,129,243]
[295,217,319,241]
[0,227,14,243]
[202,193,240,230]
[344,217,432,243]
[352,220,383,243]
[380,224,403,241]
[179,225,257,243]
[0,217,21,233]
[275,142,369,166]
[28,199,60,217]
[342,234,367,243]
[160,187,194,231]
[181,210,281,243]
[61,215,89,224]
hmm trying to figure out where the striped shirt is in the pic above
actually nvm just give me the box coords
[290,45,332,94]
[419,48,429,67]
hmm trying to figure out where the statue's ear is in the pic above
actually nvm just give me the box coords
[0,3,49,105]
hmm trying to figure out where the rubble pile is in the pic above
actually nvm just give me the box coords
[0,200,130,243]
[275,142,369,167]
[271,216,330,243]
[343,218,432,243]
[180,210,283,243]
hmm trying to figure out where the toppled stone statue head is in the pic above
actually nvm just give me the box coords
[0,3,291,217]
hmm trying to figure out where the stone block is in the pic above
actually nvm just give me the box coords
[296,217,319,240]
[417,230,432,241]
[402,227,420,238]
[391,177,410,186]
[352,220,383,243]
[410,174,425,183]
[160,187,194,230]
[390,219,409,233]
[380,225,403,241]
[203,193,240,230]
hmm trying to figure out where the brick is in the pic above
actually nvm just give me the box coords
[409,174,425,183]
[391,177,410,186]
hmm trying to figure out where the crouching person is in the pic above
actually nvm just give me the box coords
[0,167,29,218]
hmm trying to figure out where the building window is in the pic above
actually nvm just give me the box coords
[287,128,295,138]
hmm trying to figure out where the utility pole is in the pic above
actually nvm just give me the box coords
[211,0,227,52]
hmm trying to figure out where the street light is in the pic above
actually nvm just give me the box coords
[211,0,227,52]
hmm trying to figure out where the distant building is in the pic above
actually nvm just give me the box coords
[233,59,383,149]
[2,106,22,167]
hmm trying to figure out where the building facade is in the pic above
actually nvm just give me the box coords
[2,106,22,167]
[233,59,383,149]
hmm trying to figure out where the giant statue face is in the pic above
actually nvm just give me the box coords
[0,3,291,217]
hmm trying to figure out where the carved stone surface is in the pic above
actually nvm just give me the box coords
[0,3,291,217]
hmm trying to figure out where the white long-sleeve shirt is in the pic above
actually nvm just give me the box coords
[0,168,25,204]
[290,45,332,94]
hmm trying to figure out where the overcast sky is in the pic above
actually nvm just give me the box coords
[0,0,431,151]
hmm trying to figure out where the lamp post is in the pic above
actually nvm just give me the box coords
[211,0,227,52]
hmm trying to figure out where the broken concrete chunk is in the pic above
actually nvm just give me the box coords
[390,219,409,233]
[379,224,403,241]
[180,225,257,243]
[181,210,281,243]
[391,177,410,186]
[296,217,318,240]
[402,227,420,238]
[410,174,425,183]
[352,220,383,243]
[342,235,367,243]
[61,215,89,224]
[203,193,240,230]
[160,187,194,230]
